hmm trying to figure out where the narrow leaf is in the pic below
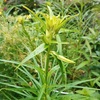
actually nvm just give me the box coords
[23,5,40,21]
[89,28,96,35]
[56,14,78,31]
[56,34,63,55]
[57,55,75,63]
[85,39,92,55]
[51,51,75,63]
[38,85,45,100]
[16,43,48,69]
[47,6,54,19]
[76,61,89,70]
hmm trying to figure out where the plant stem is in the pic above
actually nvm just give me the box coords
[45,44,51,99]
[45,45,51,84]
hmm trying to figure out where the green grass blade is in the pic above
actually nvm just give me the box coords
[85,39,92,55]
[56,34,63,55]
[37,85,45,100]
[18,66,41,88]
[76,61,89,70]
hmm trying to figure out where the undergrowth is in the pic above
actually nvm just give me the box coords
[0,0,100,100]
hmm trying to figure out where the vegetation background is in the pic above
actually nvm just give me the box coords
[0,0,100,99]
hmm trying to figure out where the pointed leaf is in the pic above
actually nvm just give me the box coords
[47,6,54,19]
[76,61,89,70]
[85,39,92,55]
[56,34,63,55]
[57,55,75,63]
[38,85,45,100]
[51,51,75,63]
[16,43,48,69]
[56,14,78,31]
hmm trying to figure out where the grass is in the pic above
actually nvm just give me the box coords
[0,0,100,100]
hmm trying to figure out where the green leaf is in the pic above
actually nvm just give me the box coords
[56,14,78,32]
[47,6,54,19]
[16,43,48,69]
[0,82,22,89]
[51,41,69,44]
[22,5,46,31]
[58,28,76,33]
[57,55,75,63]
[51,51,75,63]
[37,85,45,100]
[85,39,92,55]
[89,28,96,36]
[23,5,43,23]
[76,61,89,70]
[48,65,60,82]
[18,66,41,88]
[56,34,63,55]
[76,88,95,96]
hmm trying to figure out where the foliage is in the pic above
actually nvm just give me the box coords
[0,0,100,99]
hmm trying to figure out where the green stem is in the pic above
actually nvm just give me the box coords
[58,59,66,84]
[45,45,51,84]
[45,45,51,99]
